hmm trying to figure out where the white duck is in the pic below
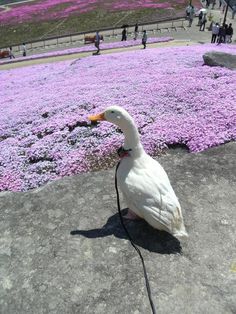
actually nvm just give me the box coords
[88,106,188,240]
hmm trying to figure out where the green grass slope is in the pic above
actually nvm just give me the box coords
[0,1,200,47]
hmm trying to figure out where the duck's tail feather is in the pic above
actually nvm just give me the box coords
[173,229,189,241]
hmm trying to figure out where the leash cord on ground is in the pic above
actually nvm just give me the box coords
[115,161,157,314]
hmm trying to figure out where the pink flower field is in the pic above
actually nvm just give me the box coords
[0,44,236,192]
[0,0,201,24]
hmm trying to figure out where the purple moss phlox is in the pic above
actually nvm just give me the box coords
[0,43,235,192]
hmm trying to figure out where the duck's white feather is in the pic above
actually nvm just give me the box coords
[117,151,188,239]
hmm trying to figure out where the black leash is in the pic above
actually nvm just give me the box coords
[115,161,157,314]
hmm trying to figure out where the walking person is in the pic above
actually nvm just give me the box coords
[8,46,15,59]
[134,23,138,40]
[226,23,233,43]
[199,14,207,31]
[223,24,227,43]
[222,3,226,13]
[142,30,147,49]
[121,28,127,41]
[94,31,101,54]
[22,43,26,57]
[211,22,220,43]
[185,4,192,19]
[232,5,236,19]
[198,10,203,26]
[188,5,195,27]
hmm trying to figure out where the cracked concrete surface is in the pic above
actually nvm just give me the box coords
[0,142,235,314]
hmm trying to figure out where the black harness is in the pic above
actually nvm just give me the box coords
[117,146,132,158]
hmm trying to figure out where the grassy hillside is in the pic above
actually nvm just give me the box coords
[0,0,201,47]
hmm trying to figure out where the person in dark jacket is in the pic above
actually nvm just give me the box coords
[121,28,127,41]
[142,30,147,49]
[94,31,101,54]
[212,0,216,9]
[134,23,138,40]
[217,24,226,44]
[22,43,26,57]
[226,23,233,43]
[199,14,207,31]
[8,46,15,59]
[211,22,219,43]
[198,10,203,26]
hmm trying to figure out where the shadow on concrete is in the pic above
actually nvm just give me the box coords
[71,209,182,254]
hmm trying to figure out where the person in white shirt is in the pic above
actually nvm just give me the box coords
[211,22,220,43]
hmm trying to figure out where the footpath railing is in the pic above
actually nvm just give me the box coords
[0,16,188,53]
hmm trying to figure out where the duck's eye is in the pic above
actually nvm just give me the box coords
[111,111,115,114]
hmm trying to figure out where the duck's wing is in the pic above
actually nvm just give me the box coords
[121,157,180,209]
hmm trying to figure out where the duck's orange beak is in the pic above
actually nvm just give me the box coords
[88,112,106,122]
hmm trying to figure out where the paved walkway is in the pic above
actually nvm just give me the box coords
[0,40,196,70]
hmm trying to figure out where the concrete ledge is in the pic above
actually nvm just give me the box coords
[0,142,235,313]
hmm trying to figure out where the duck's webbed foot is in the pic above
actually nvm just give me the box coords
[122,208,141,220]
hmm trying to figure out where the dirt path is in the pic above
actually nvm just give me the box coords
[0,5,11,12]
[0,0,34,12]
[0,39,195,70]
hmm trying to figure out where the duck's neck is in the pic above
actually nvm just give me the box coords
[121,119,143,156]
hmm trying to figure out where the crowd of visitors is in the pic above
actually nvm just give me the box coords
[185,0,234,45]
[93,24,148,53]
[211,22,234,44]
